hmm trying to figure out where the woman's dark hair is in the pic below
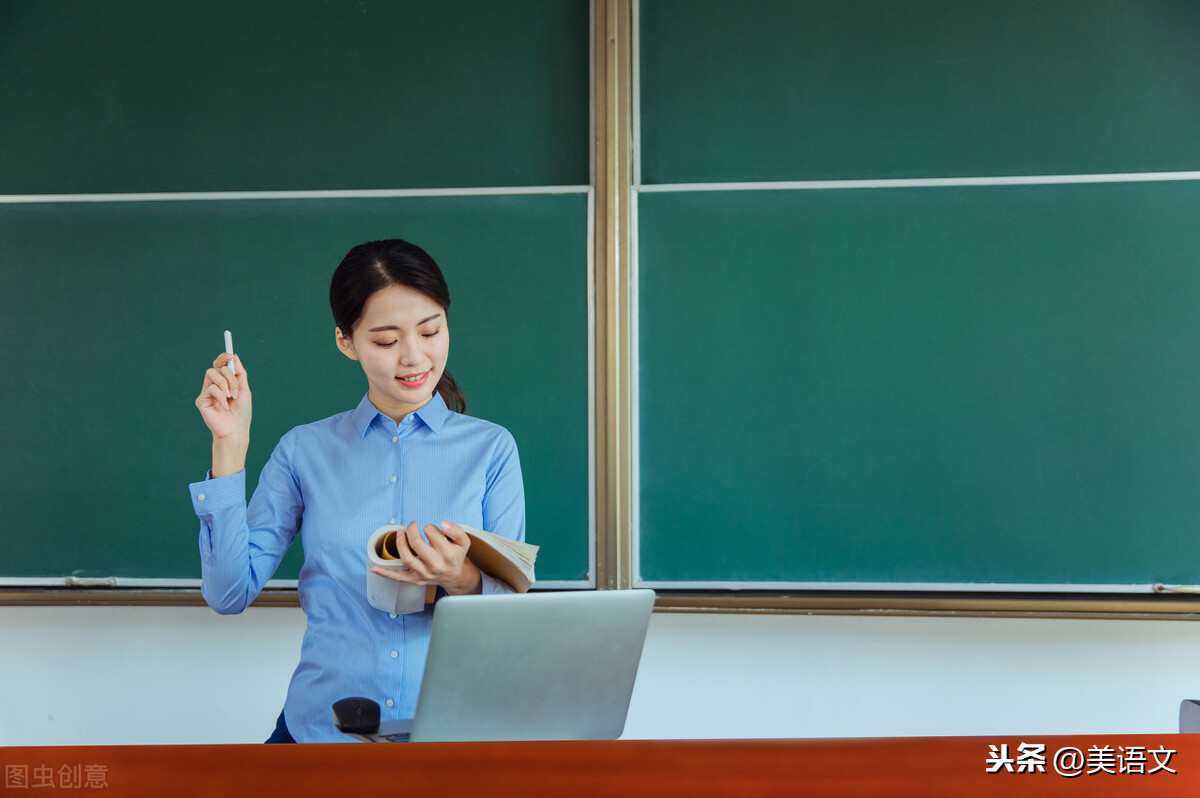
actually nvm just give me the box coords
[330,239,466,413]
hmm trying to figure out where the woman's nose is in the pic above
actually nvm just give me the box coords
[396,336,421,364]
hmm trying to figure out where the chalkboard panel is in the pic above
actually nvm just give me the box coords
[639,0,1200,184]
[0,0,589,193]
[637,182,1200,586]
[0,193,590,582]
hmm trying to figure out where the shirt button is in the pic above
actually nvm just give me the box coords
[196,493,206,501]
[385,699,394,708]
[392,436,398,443]
[389,613,397,619]
[390,650,399,659]
[390,476,397,483]
[389,518,397,524]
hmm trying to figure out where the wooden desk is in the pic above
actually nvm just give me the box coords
[2,736,1197,797]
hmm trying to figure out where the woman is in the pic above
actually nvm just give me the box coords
[190,239,526,743]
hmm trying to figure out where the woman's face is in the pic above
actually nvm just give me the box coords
[336,284,450,421]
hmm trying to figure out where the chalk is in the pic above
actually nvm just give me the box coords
[224,330,237,375]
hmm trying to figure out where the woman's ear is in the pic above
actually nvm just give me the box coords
[335,327,359,361]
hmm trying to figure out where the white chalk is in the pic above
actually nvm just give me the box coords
[224,330,237,375]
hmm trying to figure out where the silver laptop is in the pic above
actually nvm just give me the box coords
[336,589,656,742]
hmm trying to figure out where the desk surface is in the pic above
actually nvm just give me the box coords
[2,735,1197,797]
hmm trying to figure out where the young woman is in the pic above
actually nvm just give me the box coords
[190,239,526,743]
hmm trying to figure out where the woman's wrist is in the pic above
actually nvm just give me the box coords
[445,559,483,595]
[211,433,249,478]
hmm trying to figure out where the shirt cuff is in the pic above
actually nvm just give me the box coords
[189,470,247,516]
[479,571,515,595]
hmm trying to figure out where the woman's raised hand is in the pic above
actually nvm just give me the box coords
[196,353,252,476]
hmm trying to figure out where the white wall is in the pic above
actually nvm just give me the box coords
[2,605,1198,745]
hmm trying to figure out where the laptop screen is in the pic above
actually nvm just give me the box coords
[407,589,656,742]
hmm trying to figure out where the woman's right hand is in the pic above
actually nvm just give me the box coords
[196,353,252,476]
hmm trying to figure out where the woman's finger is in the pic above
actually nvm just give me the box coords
[404,522,438,559]
[203,367,233,399]
[396,525,435,579]
[231,355,249,392]
[215,353,242,399]
[196,381,227,411]
[210,353,247,395]
[371,566,421,584]
[205,369,235,400]
[437,521,471,548]
[423,524,460,559]
[218,365,240,399]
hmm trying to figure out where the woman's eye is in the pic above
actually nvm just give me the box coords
[374,341,397,348]
[421,329,440,339]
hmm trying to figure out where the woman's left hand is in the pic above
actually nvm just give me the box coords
[371,521,482,595]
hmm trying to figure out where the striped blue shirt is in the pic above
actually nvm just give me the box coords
[188,392,525,742]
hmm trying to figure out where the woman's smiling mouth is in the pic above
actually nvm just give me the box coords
[396,371,430,387]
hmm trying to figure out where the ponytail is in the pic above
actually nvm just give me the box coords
[436,370,466,414]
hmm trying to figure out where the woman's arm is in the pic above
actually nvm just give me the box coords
[191,353,301,613]
[482,428,526,543]
[476,429,526,594]
[191,436,303,613]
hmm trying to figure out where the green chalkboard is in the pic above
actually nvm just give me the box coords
[0,0,590,587]
[0,0,589,193]
[0,194,590,582]
[637,183,1200,586]
[640,0,1200,183]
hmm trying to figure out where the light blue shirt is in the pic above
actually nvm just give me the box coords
[189,392,525,742]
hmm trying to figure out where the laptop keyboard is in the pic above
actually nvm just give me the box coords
[380,730,411,743]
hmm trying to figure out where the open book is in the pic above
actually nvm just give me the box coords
[367,524,538,613]
[459,524,538,593]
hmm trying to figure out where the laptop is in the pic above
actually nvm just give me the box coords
[1181,700,1200,733]
[333,588,656,742]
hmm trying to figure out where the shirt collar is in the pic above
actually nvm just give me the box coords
[413,392,450,433]
[351,391,451,438]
